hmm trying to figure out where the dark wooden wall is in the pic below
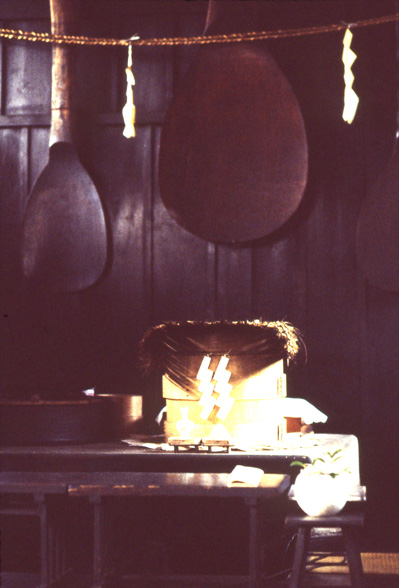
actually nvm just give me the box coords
[1,0,399,548]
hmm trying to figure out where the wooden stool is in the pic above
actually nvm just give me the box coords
[285,512,365,588]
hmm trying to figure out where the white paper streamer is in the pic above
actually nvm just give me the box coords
[122,42,138,138]
[342,28,359,124]
[197,354,235,421]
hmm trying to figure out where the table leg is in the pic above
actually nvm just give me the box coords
[91,496,106,588]
[48,512,55,583]
[53,500,67,581]
[246,498,261,588]
[36,494,49,588]
[54,518,61,579]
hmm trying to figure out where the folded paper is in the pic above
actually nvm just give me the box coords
[227,465,264,487]
[122,44,136,138]
[342,28,359,124]
[197,355,235,421]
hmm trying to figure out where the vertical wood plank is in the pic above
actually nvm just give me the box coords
[175,2,208,84]
[79,125,152,393]
[75,5,119,115]
[303,124,365,435]
[216,245,252,320]
[0,20,3,114]
[152,126,216,324]
[252,228,306,326]
[0,125,28,289]
[3,20,51,115]
[358,285,399,551]
[0,1,49,19]
[29,126,49,190]
[0,127,28,223]
[0,127,28,395]
[251,224,308,399]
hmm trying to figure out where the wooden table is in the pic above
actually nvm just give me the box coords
[68,471,290,588]
[0,435,359,586]
[0,435,360,482]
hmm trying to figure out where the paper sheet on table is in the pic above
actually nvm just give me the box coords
[265,398,328,425]
[122,437,173,451]
[227,465,264,487]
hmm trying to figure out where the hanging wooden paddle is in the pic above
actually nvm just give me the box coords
[21,0,107,293]
[356,15,399,291]
[158,0,308,244]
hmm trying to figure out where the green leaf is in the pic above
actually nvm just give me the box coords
[290,461,306,468]
[327,449,343,459]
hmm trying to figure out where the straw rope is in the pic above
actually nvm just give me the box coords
[0,13,399,47]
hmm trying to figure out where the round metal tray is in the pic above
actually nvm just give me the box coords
[0,395,141,446]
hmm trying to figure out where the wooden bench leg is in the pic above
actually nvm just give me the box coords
[247,498,261,588]
[289,526,311,588]
[343,527,364,588]
[36,495,49,588]
[53,501,69,582]
[91,496,106,588]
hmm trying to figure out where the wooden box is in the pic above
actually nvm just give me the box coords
[163,358,289,446]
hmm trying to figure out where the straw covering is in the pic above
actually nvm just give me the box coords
[138,320,306,391]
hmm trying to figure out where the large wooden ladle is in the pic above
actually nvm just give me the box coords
[158,0,308,244]
[21,0,107,293]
